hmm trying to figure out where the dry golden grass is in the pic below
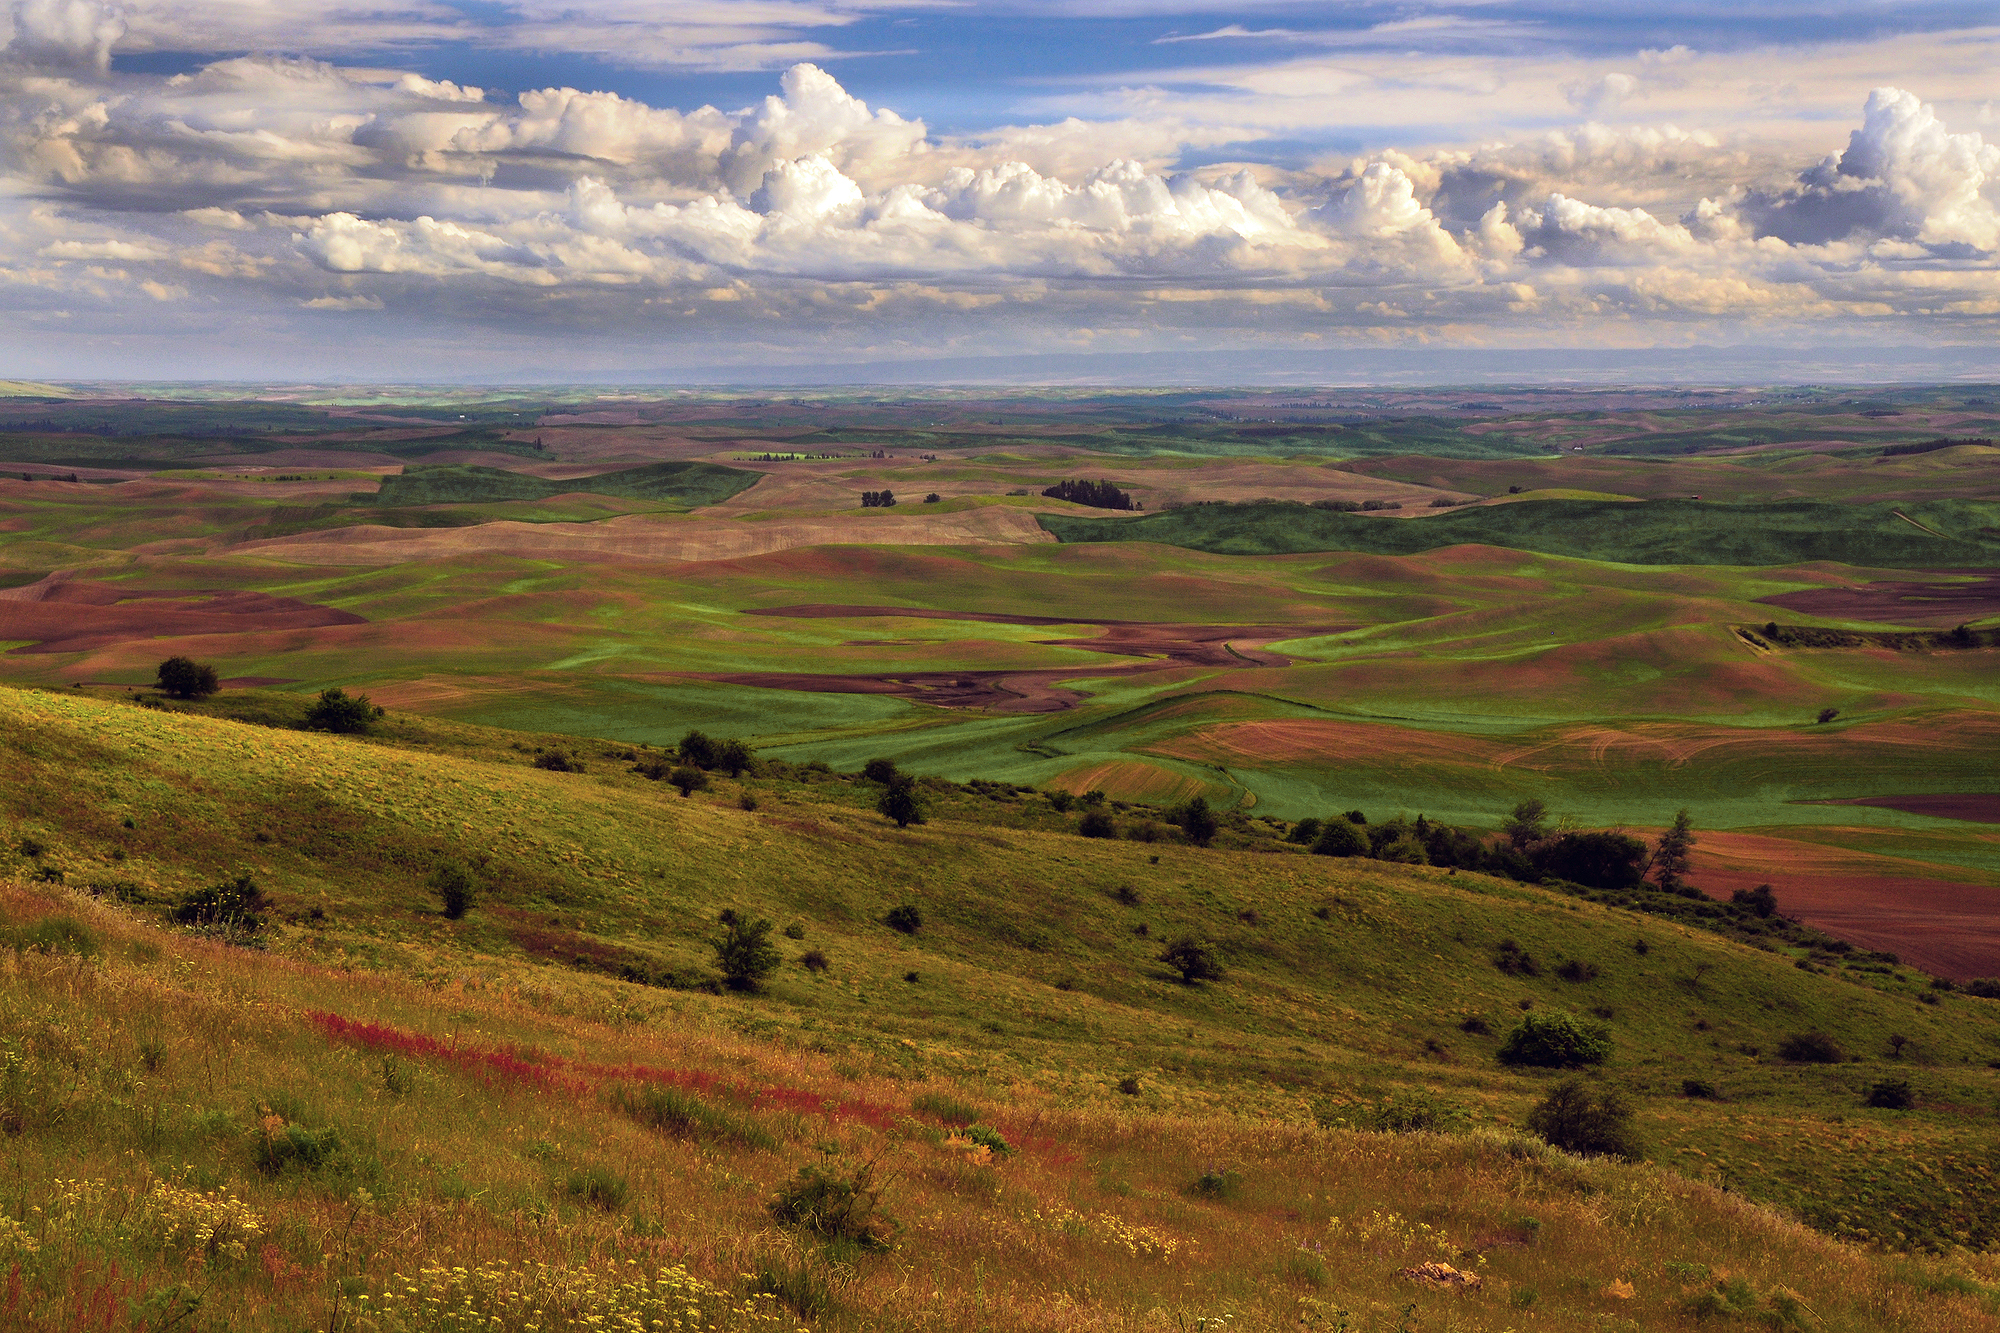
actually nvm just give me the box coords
[2,882,1997,1333]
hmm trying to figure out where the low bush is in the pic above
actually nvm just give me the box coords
[1525,1079,1643,1159]
[1681,1078,1721,1100]
[885,904,922,934]
[1864,1078,1914,1110]
[252,1118,344,1176]
[1186,1166,1241,1201]
[1367,1090,1461,1133]
[532,750,584,772]
[1777,1030,1845,1064]
[1458,1015,1492,1036]
[800,949,829,973]
[1078,808,1116,838]
[1286,817,1322,845]
[769,1154,896,1248]
[669,765,708,796]
[304,687,382,734]
[1311,818,1367,857]
[1492,938,1540,976]
[962,1124,1012,1157]
[1159,937,1223,984]
[171,874,270,934]
[1497,1012,1613,1068]
[1554,958,1600,983]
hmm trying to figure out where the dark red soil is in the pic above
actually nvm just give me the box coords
[1699,874,2000,981]
[1828,794,2000,824]
[696,605,1346,712]
[0,574,364,654]
[1758,574,2000,628]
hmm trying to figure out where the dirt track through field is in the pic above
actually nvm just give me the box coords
[0,572,365,654]
[1757,573,2000,628]
[682,604,1349,712]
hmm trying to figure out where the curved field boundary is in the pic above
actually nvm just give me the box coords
[1040,498,2000,568]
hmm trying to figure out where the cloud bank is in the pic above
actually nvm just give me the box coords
[0,3,1995,377]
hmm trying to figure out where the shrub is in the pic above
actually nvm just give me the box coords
[532,750,583,772]
[1681,1078,1720,1100]
[172,874,270,934]
[711,909,780,990]
[156,655,220,699]
[1492,938,1540,976]
[1117,1076,1142,1096]
[1311,817,1367,857]
[754,1260,834,1321]
[862,757,901,785]
[607,1083,775,1149]
[714,738,755,777]
[963,1124,1012,1157]
[429,860,476,919]
[769,1155,896,1247]
[877,776,924,827]
[1077,808,1116,838]
[1525,1079,1643,1159]
[1497,1012,1613,1068]
[1731,884,1778,918]
[1159,937,1223,984]
[1045,789,1074,812]
[782,921,805,939]
[669,765,708,796]
[738,791,759,811]
[1368,1090,1461,1133]
[1865,1078,1914,1110]
[1776,1030,1844,1064]
[1186,1166,1241,1200]
[304,687,382,734]
[1554,958,1599,983]
[1286,817,1322,845]
[800,949,829,973]
[1532,830,1646,889]
[1967,978,2000,999]
[1817,707,1840,724]
[884,904,922,934]
[253,1119,344,1176]
[1459,1015,1492,1036]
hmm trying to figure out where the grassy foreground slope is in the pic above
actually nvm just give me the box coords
[3,685,2000,1332]
[1040,498,2000,567]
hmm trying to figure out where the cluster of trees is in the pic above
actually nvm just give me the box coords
[1881,437,1992,457]
[1041,479,1135,510]
[1309,498,1403,512]
[152,658,385,735]
[860,490,897,508]
[1288,799,1699,896]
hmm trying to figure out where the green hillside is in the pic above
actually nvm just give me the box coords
[367,460,763,508]
[9,684,2000,1265]
[1041,498,2000,567]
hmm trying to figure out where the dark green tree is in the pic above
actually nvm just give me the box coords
[878,775,924,827]
[670,765,709,797]
[1501,798,1549,850]
[677,730,719,769]
[711,909,780,990]
[1651,808,1697,891]
[1172,796,1218,847]
[862,757,901,785]
[304,687,383,734]
[1077,807,1116,838]
[430,861,476,919]
[1497,1012,1613,1068]
[715,738,756,778]
[156,656,220,699]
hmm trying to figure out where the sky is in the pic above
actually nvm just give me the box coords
[0,1,1997,382]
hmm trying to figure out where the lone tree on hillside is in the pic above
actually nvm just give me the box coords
[678,729,719,769]
[430,860,477,920]
[670,765,709,797]
[156,656,220,699]
[1651,808,1697,892]
[1160,937,1223,985]
[711,908,780,990]
[305,687,383,734]
[714,738,755,778]
[878,774,924,828]
[862,757,901,785]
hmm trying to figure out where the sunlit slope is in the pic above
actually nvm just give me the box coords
[8,686,2000,1256]
[1041,498,2000,567]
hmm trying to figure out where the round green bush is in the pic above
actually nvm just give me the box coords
[1497,1012,1613,1068]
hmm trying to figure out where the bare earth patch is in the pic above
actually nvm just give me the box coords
[1757,573,2000,628]
[0,573,365,654]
